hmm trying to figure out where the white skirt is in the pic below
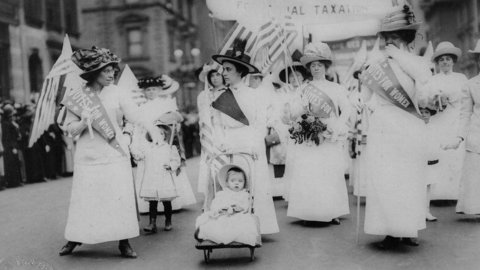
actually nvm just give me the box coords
[456,151,480,214]
[65,159,139,244]
[364,106,427,238]
[287,142,350,221]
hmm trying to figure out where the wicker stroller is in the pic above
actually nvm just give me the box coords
[195,151,262,263]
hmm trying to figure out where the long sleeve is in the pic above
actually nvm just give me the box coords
[169,145,181,171]
[458,83,473,140]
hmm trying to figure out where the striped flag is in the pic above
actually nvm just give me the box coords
[29,35,82,147]
[217,22,257,56]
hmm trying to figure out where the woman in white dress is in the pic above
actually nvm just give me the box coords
[197,65,226,196]
[210,39,279,234]
[444,39,480,215]
[362,6,435,248]
[428,42,468,201]
[59,47,162,258]
[278,57,310,201]
[285,42,351,224]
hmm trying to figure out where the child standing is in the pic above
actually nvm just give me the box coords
[131,124,180,233]
[195,165,259,246]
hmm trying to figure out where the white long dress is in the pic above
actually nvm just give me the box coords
[286,80,351,222]
[427,72,468,200]
[212,81,279,234]
[364,52,432,238]
[64,85,139,244]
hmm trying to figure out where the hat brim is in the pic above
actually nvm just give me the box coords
[468,49,480,54]
[432,47,462,61]
[379,22,421,34]
[157,81,180,96]
[79,61,120,80]
[217,164,249,189]
[279,64,309,83]
[212,55,260,74]
[300,56,332,68]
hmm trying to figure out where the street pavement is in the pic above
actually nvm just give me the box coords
[0,157,479,270]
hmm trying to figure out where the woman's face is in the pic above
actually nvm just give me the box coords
[222,62,242,86]
[226,171,245,192]
[288,71,305,87]
[382,32,407,48]
[437,55,454,73]
[95,65,115,87]
[309,61,326,79]
[210,71,224,88]
[144,87,159,100]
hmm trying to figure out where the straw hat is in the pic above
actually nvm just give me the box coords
[300,42,333,67]
[217,164,248,189]
[468,39,480,54]
[72,46,121,80]
[432,42,462,61]
[138,76,179,96]
[379,5,421,33]
[153,111,184,126]
[212,38,260,74]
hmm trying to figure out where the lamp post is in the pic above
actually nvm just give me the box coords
[171,47,201,110]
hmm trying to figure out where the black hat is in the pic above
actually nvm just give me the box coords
[72,46,121,80]
[278,49,310,83]
[138,76,179,95]
[212,38,260,74]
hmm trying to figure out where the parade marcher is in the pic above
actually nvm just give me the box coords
[133,76,196,213]
[197,65,226,196]
[283,42,351,224]
[130,122,181,233]
[362,5,435,248]
[443,39,480,215]
[59,46,163,258]
[278,53,310,201]
[427,42,468,200]
[211,38,279,234]
[2,104,23,188]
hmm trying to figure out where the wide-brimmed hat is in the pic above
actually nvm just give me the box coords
[432,41,462,61]
[300,42,333,67]
[153,111,184,126]
[212,38,260,74]
[197,63,223,83]
[379,5,421,33]
[469,39,480,54]
[72,46,121,80]
[279,50,310,83]
[138,75,179,95]
[217,164,248,189]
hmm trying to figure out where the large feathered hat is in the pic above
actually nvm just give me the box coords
[212,38,260,74]
[72,46,121,80]
[137,75,179,95]
[379,5,421,33]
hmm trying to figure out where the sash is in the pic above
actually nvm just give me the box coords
[301,83,337,118]
[361,59,421,118]
[61,85,127,156]
[212,88,249,126]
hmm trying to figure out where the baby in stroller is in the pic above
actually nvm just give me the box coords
[195,164,258,246]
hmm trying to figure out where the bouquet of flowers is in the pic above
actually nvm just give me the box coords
[288,113,328,146]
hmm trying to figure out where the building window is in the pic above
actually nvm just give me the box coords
[46,0,62,32]
[28,49,43,93]
[178,0,184,17]
[64,0,79,35]
[24,0,44,28]
[127,28,143,58]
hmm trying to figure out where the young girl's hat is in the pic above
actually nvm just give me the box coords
[432,41,462,62]
[153,111,184,126]
[137,75,179,95]
[217,164,248,189]
[300,42,333,67]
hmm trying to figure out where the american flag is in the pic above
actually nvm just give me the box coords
[28,35,82,147]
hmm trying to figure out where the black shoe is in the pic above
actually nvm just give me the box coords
[164,220,172,231]
[330,218,341,225]
[376,236,400,250]
[119,241,137,258]
[143,223,157,234]
[401,238,419,247]
[59,241,81,256]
